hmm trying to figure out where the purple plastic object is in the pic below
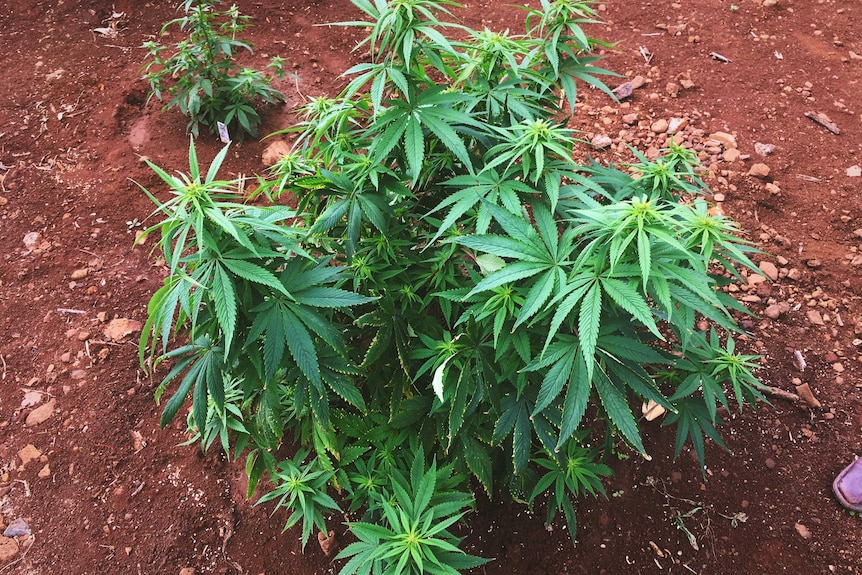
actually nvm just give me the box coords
[833,458,862,512]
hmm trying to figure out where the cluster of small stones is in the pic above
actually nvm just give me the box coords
[572,66,781,219]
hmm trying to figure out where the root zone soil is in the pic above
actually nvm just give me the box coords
[0,0,860,573]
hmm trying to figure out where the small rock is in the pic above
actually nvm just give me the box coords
[764,304,782,319]
[763,0,778,7]
[759,261,779,281]
[70,369,87,380]
[708,131,737,149]
[668,117,688,133]
[665,82,680,97]
[179,568,196,575]
[37,464,51,478]
[748,163,771,178]
[0,196,7,206]
[714,193,726,202]
[26,398,56,426]
[787,268,801,280]
[622,113,639,125]
[794,522,811,539]
[3,518,31,538]
[722,148,741,163]
[754,142,775,156]
[60,352,72,363]
[765,182,781,194]
[806,310,825,326]
[833,362,845,373]
[765,458,776,469]
[847,165,862,177]
[103,318,142,341]
[77,331,90,342]
[17,445,41,468]
[650,119,669,133]
[261,140,292,167]
[23,232,42,251]
[590,134,613,149]
[0,537,18,562]
[21,391,42,408]
[70,268,89,280]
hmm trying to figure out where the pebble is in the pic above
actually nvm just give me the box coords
[622,113,639,125]
[179,569,196,575]
[23,232,42,251]
[668,117,688,133]
[833,362,845,373]
[3,518,31,538]
[25,398,56,426]
[765,458,776,469]
[765,182,781,194]
[764,304,782,319]
[722,148,741,162]
[70,370,87,380]
[590,134,613,148]
[748,163,771,178]
[17,444,41,468]
[794,522,812,539]
[708,131,737,149]
[759,261,779,281]
[0,537,17,562]
[806,309,825,326]
[847,165,861,177]
[754,142,775,156]
[650,119,669,133]
[70,268,89,280]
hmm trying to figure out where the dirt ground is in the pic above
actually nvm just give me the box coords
[0,0,860,573]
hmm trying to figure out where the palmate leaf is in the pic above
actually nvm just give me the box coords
[599,277,662,339]
[211,264,237,353]
[594,366,645,455]
[578,282,601,378]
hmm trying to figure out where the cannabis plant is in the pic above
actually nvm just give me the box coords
[142,0,286,138]
[140,0,765,569]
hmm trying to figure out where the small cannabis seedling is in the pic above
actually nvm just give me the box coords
[142,0,286,138]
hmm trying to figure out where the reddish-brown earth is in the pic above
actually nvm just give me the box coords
[0,0,861,573]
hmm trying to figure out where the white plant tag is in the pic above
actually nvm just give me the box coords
[217,121,231,144]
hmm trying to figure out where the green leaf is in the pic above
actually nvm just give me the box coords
[594,367,645,455]
[211,264,237,353]
[282,308,320,386]
[222,259,289,296]
[578,282,602,378]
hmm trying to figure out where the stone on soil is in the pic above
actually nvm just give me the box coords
[23,232,42,250]
[103,318,142,341]
[754,142,775,156]
[650,119,669,133]
[25,398,56,426]
[0,537,18,562]
[708,131,737,148]
[794,522,812,539]
[847,165,861,177]
[806,309,825,326]
[758,261,779,281]
[590,134,613,148]
[17,444,41,468]
[748,163,771,178]
[3,519,31,538]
